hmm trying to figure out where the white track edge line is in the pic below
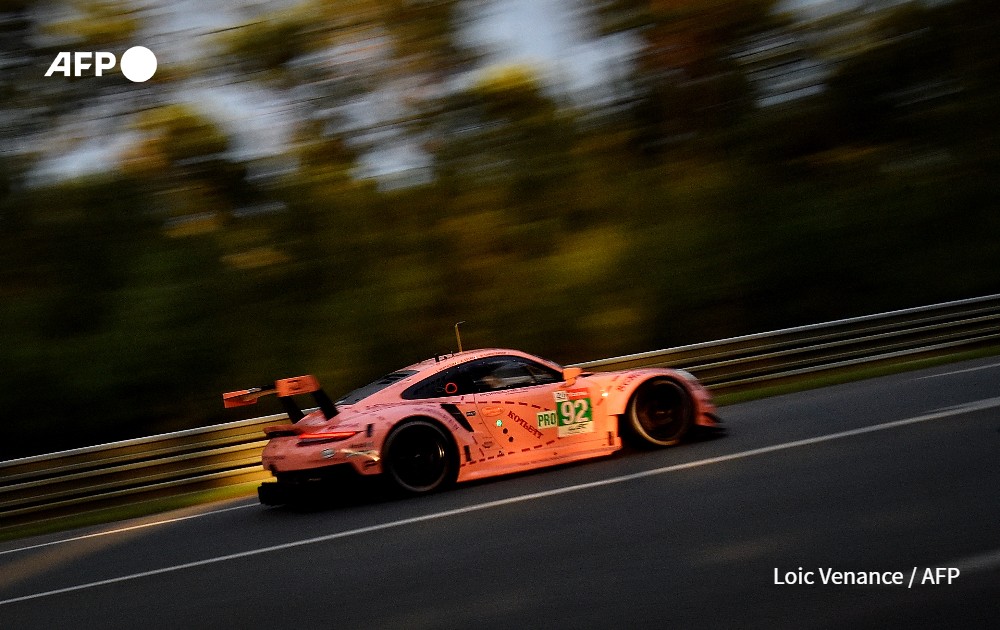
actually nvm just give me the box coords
[0,504,257,557]
[915,362,1000,380]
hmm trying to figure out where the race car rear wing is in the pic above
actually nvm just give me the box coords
[223,375,338,422]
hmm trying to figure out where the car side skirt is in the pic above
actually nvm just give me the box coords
[456,437,621,483]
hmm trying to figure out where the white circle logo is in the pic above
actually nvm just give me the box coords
[120,46,157,83]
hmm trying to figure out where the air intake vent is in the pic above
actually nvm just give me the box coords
[441,404,474,432]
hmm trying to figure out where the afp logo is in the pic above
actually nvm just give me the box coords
[45,46,157,83]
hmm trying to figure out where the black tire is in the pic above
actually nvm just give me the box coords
[258,482,287,506]
[623,378,693,447]
[382,419,456,494]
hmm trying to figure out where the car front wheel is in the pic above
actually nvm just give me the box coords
[623,378,693,447]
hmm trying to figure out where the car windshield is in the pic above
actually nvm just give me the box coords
[336,370,418,405]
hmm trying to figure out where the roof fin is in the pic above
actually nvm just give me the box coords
[454,321,466,353]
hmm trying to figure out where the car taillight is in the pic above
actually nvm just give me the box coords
[297,431,359,445]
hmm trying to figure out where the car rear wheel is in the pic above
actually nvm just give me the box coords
[382,419,456,494]
[623,378,693,447]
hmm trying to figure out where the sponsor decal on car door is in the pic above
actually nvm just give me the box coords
[476,388,552,448]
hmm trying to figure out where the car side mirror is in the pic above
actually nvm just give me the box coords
[562,367,582,386]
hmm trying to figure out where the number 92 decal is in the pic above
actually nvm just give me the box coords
[554,389,594,437]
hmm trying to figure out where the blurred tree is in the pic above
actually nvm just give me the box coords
[429,63,571,190]
[217,0,468,118]
[134,104,229,165]
[0,1,61,171]
[826,2,954,144]
[45,0,140,46]
[586,0,782,154]
[127,103,249,219]
[937,1,1000,171]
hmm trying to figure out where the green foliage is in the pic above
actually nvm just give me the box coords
[219,11,313,73]
[135,104,229,165]
[44,1,140,46]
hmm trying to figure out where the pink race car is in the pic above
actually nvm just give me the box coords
[224,348,722,504]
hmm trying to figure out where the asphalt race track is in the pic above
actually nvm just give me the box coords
[2,357,999,629]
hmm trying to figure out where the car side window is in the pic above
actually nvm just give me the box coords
[468,357,562,393]
[400,365,475,399]
[524,362,562,386]
[401,356,563,399]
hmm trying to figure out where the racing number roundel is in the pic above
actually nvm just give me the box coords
[554,389,594,437]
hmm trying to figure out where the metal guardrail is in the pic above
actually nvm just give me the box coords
[2,294,999,529]
[576,294,1000,388]
[0,415,282,527]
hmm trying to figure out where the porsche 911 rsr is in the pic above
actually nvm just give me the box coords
[224,348,722,504]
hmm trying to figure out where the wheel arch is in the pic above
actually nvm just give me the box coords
[379,414,464,494]
[605,370,694,417]
[386,414,462,468]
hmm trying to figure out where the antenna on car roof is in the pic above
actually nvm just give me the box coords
[454,321,466,353]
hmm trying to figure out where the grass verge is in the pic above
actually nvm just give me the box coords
[0,482,260,544]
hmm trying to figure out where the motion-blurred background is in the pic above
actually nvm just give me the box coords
[1,0,998,458]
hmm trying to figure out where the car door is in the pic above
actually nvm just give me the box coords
[469,356,605,458]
